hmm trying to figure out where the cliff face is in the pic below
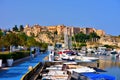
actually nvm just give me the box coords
[99,35,120,47]
[23,24,120,47]
[34,31,64,45]
[35,33,52,43]
[87,35,120,48]
[24,24,105,37]
[23,24,64,44]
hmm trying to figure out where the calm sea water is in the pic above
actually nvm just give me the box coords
[95,55,120,80]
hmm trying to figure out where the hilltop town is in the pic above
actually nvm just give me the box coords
[23,24,120,48]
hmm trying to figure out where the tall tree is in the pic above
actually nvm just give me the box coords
[13,25,18,31]
[17,32,28,46]
[19,25,24,31]
[3,33,21,47]
[89,32,100,42]
[0,30,3,38]
[26,37,36,47]
[74,32,87,42]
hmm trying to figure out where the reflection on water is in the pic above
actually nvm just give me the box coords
[98,55,120,69]
[97,55,120,80]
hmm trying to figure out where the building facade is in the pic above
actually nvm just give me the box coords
[47,26,57,33]
[71,27,80,36]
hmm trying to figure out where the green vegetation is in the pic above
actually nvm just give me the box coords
[54,30,58,35]
[12,25,18,32]
[72,32,100,48]
[19,25,24,31]
[0,31,48,50]
[6,52,13,59]
[0,25,49,63]
[73,32,100,43]
[103,44,113,48]
[0,30,3,38]
[103,44,119,49]
[3,32,21,47]
[80,43,87,47]
[72,43,76,48]
[0,51,30,63]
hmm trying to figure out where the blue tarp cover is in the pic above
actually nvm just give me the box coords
[82,73,116,80]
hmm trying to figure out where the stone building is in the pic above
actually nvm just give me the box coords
[47,26,57,33]
[23,24,108,46]
[24,24,42,36]
[46,25,65,35]
[80,27,95,34]
[41,26,47,32]
[56,25,65,35]
[32,24,41,36]
[71,27,80,36]
[85,28,95,34]
[80,28,86,34]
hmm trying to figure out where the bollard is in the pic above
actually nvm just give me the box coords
[28,66,33,71]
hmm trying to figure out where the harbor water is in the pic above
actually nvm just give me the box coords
[94,55,120,80]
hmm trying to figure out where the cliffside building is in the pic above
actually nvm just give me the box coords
[71,27,80,36]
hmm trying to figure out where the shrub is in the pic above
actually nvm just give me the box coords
[0,54,8,63]
[0,51,30,63]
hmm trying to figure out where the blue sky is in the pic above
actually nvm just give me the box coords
[0,0,120,36]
